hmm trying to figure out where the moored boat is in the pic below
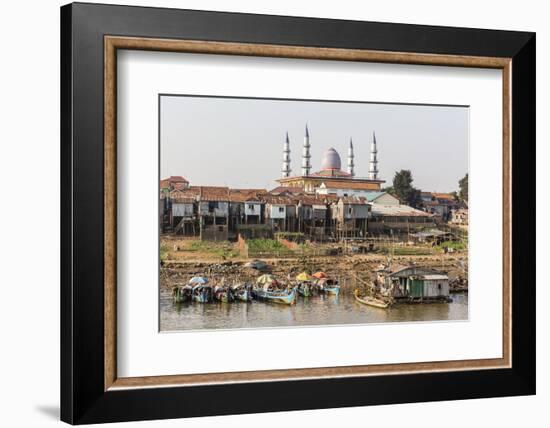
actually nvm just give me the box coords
[253,286,297,305]
[231,283,252,302]
[189,276,212,303]
[253,274,296,305]
[354,289,391,309]
[172,284,193,303]
[313,272,340,296]
[214,284,233,303]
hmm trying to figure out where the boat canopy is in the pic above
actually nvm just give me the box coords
[312,271,327,279]
[189,276,208,285]
[296,272,312,281]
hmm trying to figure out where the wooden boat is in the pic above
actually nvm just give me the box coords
[213,285,233,303]
[231,283,252,302]
[354,289,391,309]
[253,286,297,305]
[297,282,313,297]
[192,284,213,303]
[317,278,340,296]
[172,284,193,303]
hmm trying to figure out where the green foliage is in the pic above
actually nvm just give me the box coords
[247,239,290,253]
[275,232,305,242]
[392,170,421,207]
[187,241,239,259]
[459,173,468,201]
[436,240,466,251]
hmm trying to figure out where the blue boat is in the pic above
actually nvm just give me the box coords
[319,278,341,296]
[253,286,297,305]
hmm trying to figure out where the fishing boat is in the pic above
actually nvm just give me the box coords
[213,285,233,303]
[253,274,296,305]
[295,272,318,297]
[313,272,340,296]
[319,278,340,296]
[231,283,252,302]
[354,289,391,309]
[253,285,297,305]
[172,284,193,303]
[188,276,212,303]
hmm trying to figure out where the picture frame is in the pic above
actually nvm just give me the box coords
[61,2,535,424]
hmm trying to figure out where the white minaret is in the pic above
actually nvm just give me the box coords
[347,137,355,177]
[281,132,292,178]
[368,132,379,180]
[301,124,311,176]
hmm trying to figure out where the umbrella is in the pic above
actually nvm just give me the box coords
[256,274,276,285]
[295,272,312,281]
[312,271,327,279]
[188,276,208,285]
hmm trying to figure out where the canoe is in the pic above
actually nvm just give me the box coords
[354,289,391,309]
[317,278,340,296]
[253,286,297,305]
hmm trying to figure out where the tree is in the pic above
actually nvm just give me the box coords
[392,170,421,207]
[458,173,468,201]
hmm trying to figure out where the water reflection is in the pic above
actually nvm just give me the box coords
[160,289,468,332]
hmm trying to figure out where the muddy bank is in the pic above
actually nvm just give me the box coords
[161,254,468,294]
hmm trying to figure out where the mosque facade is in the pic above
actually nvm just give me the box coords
[276,125,385,196]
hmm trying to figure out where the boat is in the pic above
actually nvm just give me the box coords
[295,272,320,297]
[354,289,391,309]
[253,275,296,305]
[253,285,297,305]
[172,284,193,303]
[188,276,212,303]
[231,283,252,302]
[213,285,233,303]
[318,278,340,296]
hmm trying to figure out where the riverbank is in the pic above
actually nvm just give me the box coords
[161,252,468,295]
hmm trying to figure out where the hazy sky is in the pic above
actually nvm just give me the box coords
[160,95,468,192]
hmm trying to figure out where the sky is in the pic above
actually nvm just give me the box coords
[160,95,468,193]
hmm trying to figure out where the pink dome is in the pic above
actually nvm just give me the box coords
[321,148,342,170]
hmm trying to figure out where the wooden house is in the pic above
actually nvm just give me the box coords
[330,196,370,239]
[196,186,230,241]
[376,265,450,300]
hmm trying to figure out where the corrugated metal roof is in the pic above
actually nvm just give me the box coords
[370,204,432,217]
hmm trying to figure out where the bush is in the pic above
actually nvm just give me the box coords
[275,232,305,243]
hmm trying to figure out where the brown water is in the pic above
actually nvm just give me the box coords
[160,289,468,332]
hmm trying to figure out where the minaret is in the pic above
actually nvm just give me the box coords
[281,132,292,178]
[347,137,355,177]
[301,124,311,176]
[368,132,379,180]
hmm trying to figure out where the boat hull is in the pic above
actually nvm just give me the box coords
[354,290,390,309]
[323,286,340,296]
[253,288,296,305]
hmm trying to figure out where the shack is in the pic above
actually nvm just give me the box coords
[330,196,370,239]
[197,186,230,241]
[376,265,450,301]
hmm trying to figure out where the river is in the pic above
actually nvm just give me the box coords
[160,289,468,332]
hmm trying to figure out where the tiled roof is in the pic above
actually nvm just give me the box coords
[269,186,304,195]
[263,195,297,205]
[190,186,230,202]
[160,176,189,189]
[228,189,267,202]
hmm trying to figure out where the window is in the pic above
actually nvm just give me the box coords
[278,207,284,213]
[248,204,255,211]
[348,207,352,215]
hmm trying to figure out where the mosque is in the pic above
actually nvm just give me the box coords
[276,125,384,197]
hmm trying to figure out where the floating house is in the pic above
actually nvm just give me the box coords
[376,265,450,301]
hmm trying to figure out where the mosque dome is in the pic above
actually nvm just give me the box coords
[321,147,342,170]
